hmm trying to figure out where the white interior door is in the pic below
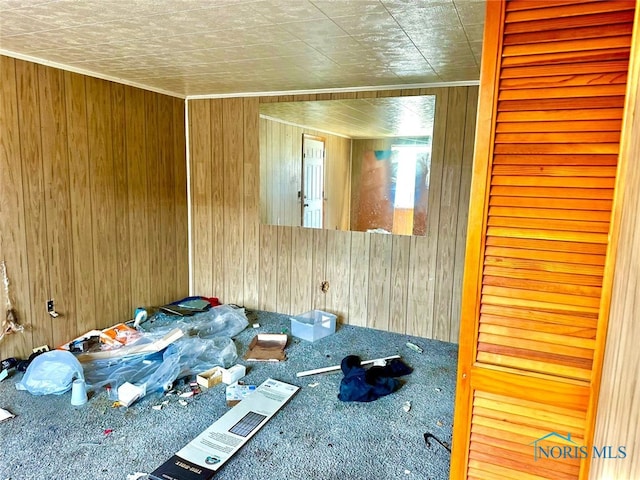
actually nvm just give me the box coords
[302,135,325,229]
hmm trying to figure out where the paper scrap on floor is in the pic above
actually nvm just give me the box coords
[150,378,298,480]
[0,407,15,422]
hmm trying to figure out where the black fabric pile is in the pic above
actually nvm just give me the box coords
[337,355,413,402]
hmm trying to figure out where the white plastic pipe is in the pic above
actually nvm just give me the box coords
[296,355,401,378]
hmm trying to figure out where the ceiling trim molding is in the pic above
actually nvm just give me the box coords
[1,49,480,100]
[0,49,186,99]
[186,80,480,100]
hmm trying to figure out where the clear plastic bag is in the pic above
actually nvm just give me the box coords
[16,350,84,395]
[139,304,249,339]
[66,304,248,404]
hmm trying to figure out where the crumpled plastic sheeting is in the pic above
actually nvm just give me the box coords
[16,350,84,395]
[82,305,249,398]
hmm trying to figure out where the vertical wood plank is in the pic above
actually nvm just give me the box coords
[210,99,225,299]
[434,87,468,341]
[450,86,479,343]
[144,91,162,306]
[389,235,411,334]
[276,226,292,314]
[312,228,327,310]
[110,82,131,319]
[243,97,260,308]
[0,56,32,357]
[65,72,96,335]
[38,64,75,347]
[173,97,188,298]
[259,224,278,312]
[348,231,370,327]
[406,235,431,337]
[16,59,51,347]
[158,94,176,302]
[368,233,392,331]
[86,77,117,329]
[125,86,150,307]
[325,229,352,323]
[290,227,313,314]
[223,97,244,305]
[189,99,212,297]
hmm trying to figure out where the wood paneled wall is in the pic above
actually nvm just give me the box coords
[259,117,351,230]
[0,55,188,359]
[591,3,640,477]
[189,86,478,341]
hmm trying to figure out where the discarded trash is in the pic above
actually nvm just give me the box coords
[252,323,260,328]
[338,356,413,402]
[151,379,299,478]
[179,391,195,398]
[197,367,222,388]
[297,355,401,377]
[424,432,451,453]
[308,382,319,388]
[405,470,411,475]
[178,399,188,407]
[403,401,411,412]
[0,407,15,422]
[126,472,149,480]
[437,420,443,427]
[435,387,441,392]
[0,368,8,382]
[117,382,145,407]
[290,310,337,342]
[244,334,287,362]
[152,405,163,411]
[104,429,113,436]
[406,342,423,353]
[225,383,257,406]
[16,350,84,395]
[70,378,88,406]
[222,364,246,384]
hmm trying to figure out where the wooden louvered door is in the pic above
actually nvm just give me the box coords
[451,1,637,479]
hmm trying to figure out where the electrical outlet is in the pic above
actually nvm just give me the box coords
[321,281,330,293]
[47,299,54,312]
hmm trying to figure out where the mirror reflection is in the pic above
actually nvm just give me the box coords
[259,95,436,236]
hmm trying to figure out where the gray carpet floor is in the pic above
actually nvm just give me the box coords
[0,310,458,480]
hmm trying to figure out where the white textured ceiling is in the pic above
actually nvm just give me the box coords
[0,0,484,97]
[261,95,436,138]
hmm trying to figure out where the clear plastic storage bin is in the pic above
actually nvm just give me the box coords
[290,310,337,342]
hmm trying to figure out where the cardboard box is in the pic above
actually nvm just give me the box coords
[196,367,222,389]
[221,364,245,384]
[243,334,287,362]
[150,378,299,480]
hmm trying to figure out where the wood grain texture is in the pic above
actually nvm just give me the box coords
[38,64,75,348]
[173,98,188,301]
[590,3,640,478]
[189,100,213,297]
[110,83,132,323]
[209,100,225,299]
[325,229,352,322]
[125,86,151,307]
[16,59,51,348]
[243,98,260,307]
[367,233,392,331]
[0,57,187,358]
[223,97,245,305]
[0,56,32,357]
